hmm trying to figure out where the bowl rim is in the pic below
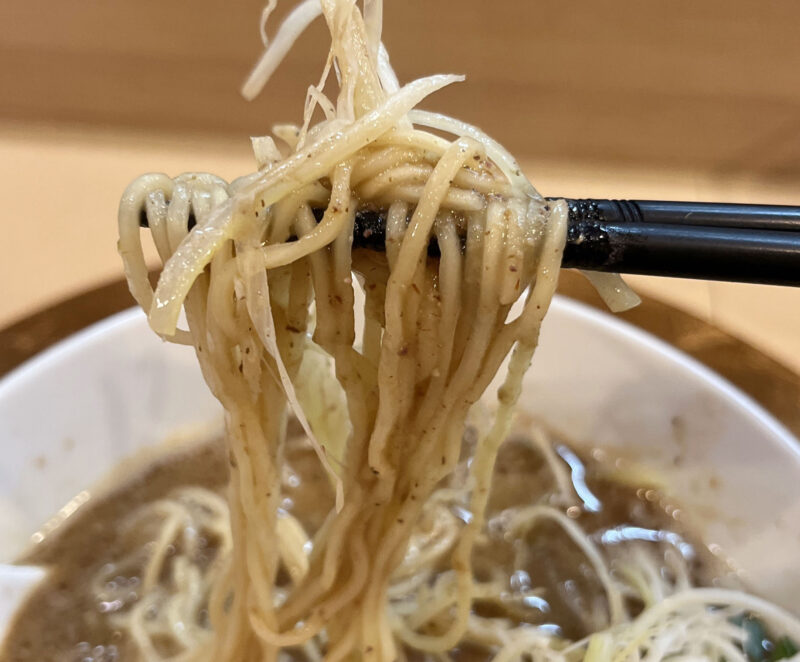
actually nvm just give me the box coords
[553,296,800,460]
[0,307,144,402]
[2,297,797,462]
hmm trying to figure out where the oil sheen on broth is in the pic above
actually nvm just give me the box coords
[1,425,724,662]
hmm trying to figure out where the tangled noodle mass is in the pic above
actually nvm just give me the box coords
[116,2,800,662]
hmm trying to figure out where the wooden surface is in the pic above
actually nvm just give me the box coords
[2,1,799,177]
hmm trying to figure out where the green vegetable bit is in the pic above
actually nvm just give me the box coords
[732,613,798,662]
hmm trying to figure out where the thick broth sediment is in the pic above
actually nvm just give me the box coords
[2,430,724,661]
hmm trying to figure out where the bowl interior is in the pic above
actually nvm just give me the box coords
[0,297,798,613]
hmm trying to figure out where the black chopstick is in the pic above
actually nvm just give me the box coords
[561,199,800,286]
[564,199,800,232]
[138,199,800,287]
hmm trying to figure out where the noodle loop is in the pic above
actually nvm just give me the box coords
[117,2,800,662]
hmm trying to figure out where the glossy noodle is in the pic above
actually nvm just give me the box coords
[110,2,800,662]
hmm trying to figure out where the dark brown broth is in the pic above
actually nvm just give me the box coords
[472,434,722,641]
[1,431,721,661]
[2,440,229,662]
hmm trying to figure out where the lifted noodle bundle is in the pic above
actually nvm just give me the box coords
[116,2,800,662]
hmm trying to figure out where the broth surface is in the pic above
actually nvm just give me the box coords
[1,428,724,662]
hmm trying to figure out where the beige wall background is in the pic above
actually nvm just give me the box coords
[1,1,799,372]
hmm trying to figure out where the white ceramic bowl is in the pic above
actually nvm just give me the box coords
[0,297,798,630]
